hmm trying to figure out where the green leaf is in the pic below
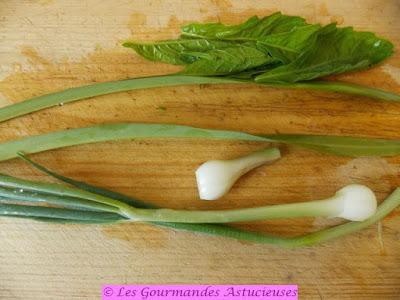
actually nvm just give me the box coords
[256,24,394,82]
[180,13,316,67]
[181,13,307,39]
[126,14,314,74]
[256,24,321,63]
[181,43,276,75]
[122,39,233,65]
[181,15,261,39]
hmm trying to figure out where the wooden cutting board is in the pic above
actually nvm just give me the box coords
[0,1,399,299]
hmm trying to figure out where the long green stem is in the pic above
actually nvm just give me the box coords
[0,75,398,123]
[0,173,133,214]
[0,76,236,123]
[0,203,124,222]
[5,215,126,224]
[0,171,343,223]
[257,80,400,102]
[122,196,342,223]
[0,186,118,213]
[0,123,399,161]
[0,123,264,162]
[0,173,351,224]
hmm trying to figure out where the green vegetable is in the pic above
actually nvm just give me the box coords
[123,39,234,65]
[0,13,398,123]
[7,215,124,224]
[0,203,123,222]
[17,152,153,209]
[0,173,131,211]
[1,76,398,124]
[127,12,393,80]
[0,123,400,162]
[182,44,275,75]
[0,75,233,123]
[1,154,399,247]
[180,13,312,41]
[255,24,394,83]
[0,171,377,223]
[0,186,118,212]
[262,134,400,157]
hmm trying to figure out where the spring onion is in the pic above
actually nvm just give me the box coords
[0,76,399,124]
[0,163,398,247]
[1,123,400,162]
[0,171,377,223]
[1,154,395,247]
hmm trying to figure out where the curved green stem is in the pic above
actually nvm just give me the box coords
[0,186,118,213]
[0,75,237,123]
[6,215,126,224]
[0,74,398,123]
[0,203,124,222]
[0,173,133,214]
[0,123,399,161]
[0,123,264,162]
[257,80,400,102]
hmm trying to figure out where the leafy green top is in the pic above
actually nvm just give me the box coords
[123,12,393,81]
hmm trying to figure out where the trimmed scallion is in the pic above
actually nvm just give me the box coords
[0,75,398,123]
[0,123,400,161]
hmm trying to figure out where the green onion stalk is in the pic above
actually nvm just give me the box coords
[0,123,400,160]
[0,154,398,248]
[0,75,399,123]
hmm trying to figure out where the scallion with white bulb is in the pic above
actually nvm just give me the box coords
[0,154,392,247]
[125,184,377,223]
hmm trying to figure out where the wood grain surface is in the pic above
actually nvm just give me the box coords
[0,0,400,299]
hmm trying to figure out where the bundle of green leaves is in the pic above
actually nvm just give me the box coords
[124,12,394,81]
